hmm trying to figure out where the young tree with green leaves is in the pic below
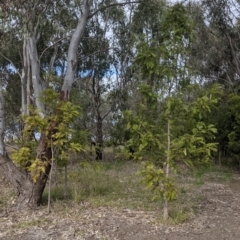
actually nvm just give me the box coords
[125,84,220,220]
[126,3,220,220]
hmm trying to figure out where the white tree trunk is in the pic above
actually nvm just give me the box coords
[26,49,31,116]
[27,35,45,118]
[21,35,28,116]
[61,0,92,99]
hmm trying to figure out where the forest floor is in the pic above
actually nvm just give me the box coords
[0,158,240,240]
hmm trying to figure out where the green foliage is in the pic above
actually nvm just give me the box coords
[132,0,166,38]
[124,86,165,163]
[172,122,218,167]
[135,43,161,78]
[139,162,177,201]
[131,2,221,209]
[160,3,194,43]
[12,88,83,181]
[135,2,194,90]
[11,147,32,167]
[226,94,240,165]
[27,159,49,183]
[4,73,22,138]
[11,148,49,183]
[125,84,220,204]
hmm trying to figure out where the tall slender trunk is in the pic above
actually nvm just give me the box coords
[61,0,92,99]
[27,35,45,118]
[64,165,68,198]
[96,113,103,160]
[26,45,31,116]
[21,35,28,115]
[218,146,222,167]
[21,34,32,116]
[163,118,171,221]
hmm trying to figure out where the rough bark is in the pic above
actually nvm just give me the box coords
[0,76,51,208]
[0,153,51,208]
[0,139,52,208]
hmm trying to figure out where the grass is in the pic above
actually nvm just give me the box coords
[14,218,49,229]
[192,165,233,183]
[44,160,162,211]
[43,159,220,224]
[0,158,233,225]
[0,182,15,207]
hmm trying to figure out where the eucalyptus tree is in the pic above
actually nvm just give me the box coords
[188,0,240,164]
[189,0,240,88]
[72,1,145,158]
[74,18,113,160]
[0,0,143,208]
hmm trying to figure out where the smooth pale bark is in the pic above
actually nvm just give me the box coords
[49,38,59,72]
[26,49,31,116]
[21,35,28,115]
[61,0,92,99]
[27,35,45,118]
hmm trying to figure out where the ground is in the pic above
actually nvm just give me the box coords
[0,161,240,240]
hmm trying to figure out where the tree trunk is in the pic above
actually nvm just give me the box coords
[0,143,51,208]
[21,35,28,115]
[64,165,68,198]
[163,118,171,221]
[16,162,51,208]
[0,76,51,208]
[0,0,94,210]
[61,0,92,99]
[218,146,222,167]
[96,114,103,160]
[27,35,45,118]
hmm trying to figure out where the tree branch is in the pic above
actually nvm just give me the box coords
[0,74,5,155]
[102,108,112,120]
[78,47,111,61]
[39,36,68,60]
[88,0,144,19]
[0,53,21,79]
